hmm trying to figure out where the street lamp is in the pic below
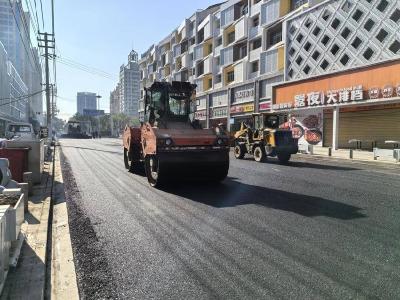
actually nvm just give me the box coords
[96,94,102,137]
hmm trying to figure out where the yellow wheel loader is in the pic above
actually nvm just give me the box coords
[233,113,298,163]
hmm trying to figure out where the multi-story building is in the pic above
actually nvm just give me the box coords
[77,92,97,115]
[137,0,315,127]
[0,0,43,126]
[117,50,140,117]
[110,83,122,114]
[138,0,399,149]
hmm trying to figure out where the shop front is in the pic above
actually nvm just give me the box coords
[272,60,400,150]
[194,110,207,128]
[230,102,254,132]
[209,106,228,129]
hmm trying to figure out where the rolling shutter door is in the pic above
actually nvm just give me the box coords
[323,109,400,149]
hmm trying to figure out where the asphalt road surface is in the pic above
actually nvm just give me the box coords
[59,138,400,299]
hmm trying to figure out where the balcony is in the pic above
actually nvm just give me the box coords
[260,44,284,75]
[173,44,181,57]
[234,60,246,83]
[249,47,262,62]
[250,0,262,16]
[193,44,203,62]
[234,16,247,42]
[165,50,173,65]
[249,25,261,40]
[261,0,280,27]
[203,56,213,75]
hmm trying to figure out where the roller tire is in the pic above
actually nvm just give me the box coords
[253,146,266,162]
[277,153,291,164]
[234,144,245,159]
[209,161,229,182]
[123,148,130,170]
[145,155,164,187]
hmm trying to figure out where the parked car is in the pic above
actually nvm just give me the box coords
[5,123,37,141]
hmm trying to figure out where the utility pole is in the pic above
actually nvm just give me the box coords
[38,32,55,139]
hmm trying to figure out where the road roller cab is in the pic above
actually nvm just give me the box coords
[123,81,230,187]
[233,112,298,163]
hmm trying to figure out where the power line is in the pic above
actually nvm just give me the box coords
[32,0,41,31]
[25,0,40,34]
[0,90,45,107]
[56,59,116,80]
[56,54,115,77]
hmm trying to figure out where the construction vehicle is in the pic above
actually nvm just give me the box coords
[61,121,92,139]
[233,112,298,163]
[123,81,230,187]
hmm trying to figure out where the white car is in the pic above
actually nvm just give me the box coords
[5,123,37,141]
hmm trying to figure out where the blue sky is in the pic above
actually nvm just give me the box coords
[50,0,218,120]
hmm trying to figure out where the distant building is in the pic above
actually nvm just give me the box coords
[77,92,97,115]
[110,83,122,114]
[83,109,104,117]
[111,50,140,117]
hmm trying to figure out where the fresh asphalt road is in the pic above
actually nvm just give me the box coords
[59,138,400,299]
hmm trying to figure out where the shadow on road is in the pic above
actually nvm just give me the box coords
[161,177,366,220]
[241,156,360,171]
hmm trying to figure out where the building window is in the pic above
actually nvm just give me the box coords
[364,19,375,31]
[304,41,311,51]
[304,18,313,28]
[227,31,235,44]
[330,44,340,55]
[296,55,303,65]
[390,9,400,23]
[351,37,362,49]
[296,33,304,43]
[377,0,389,12]
[389,40,400,54]
[208,78,212,89]
[320,59,329,70]
[340,54,350,65]
[253,16,259,27]
[352,9,363,22]
[341,27,351,39]
[342,1,353,13]
[376,28,388,42]
[269,28,282,47]
[303,65,310,74]
[363,48,374,60]
[215,74,222,83]
[312,50,320,61]
[289,47,296,56]
[252,38,261,50]
[313,27,321,37]
[197,62,204,76]
[331,18,341,29]
[251,61,259,73]
[215,56,220,66]
[292,0,308,9]
[227,71,234,83]
[321,35,331,45]
[216,37,222,46]
[215,18,220,29]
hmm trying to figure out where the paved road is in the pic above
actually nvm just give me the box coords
[60,138,400,299]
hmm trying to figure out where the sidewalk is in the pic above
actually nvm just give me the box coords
[1,146,79,300]
[302,145,399,165]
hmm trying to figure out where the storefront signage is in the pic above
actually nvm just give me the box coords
[274,83,400,111]
[259,101,271,111]
[210,107,227,118]
[234,89,254,100]
[230,104,254,114]
[194,110,207,120]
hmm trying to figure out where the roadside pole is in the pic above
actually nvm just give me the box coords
[38,32,55,142]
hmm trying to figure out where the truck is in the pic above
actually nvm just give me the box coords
[233,112,298,163]
[123,81,230,187]
[5,122,37,141]
[61,121,92,139]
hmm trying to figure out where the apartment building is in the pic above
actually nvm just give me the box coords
[137,0,319,127]
[110,83,122,114]
[138,0,399,150]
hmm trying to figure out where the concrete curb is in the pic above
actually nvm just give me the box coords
[297,153,399,166]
